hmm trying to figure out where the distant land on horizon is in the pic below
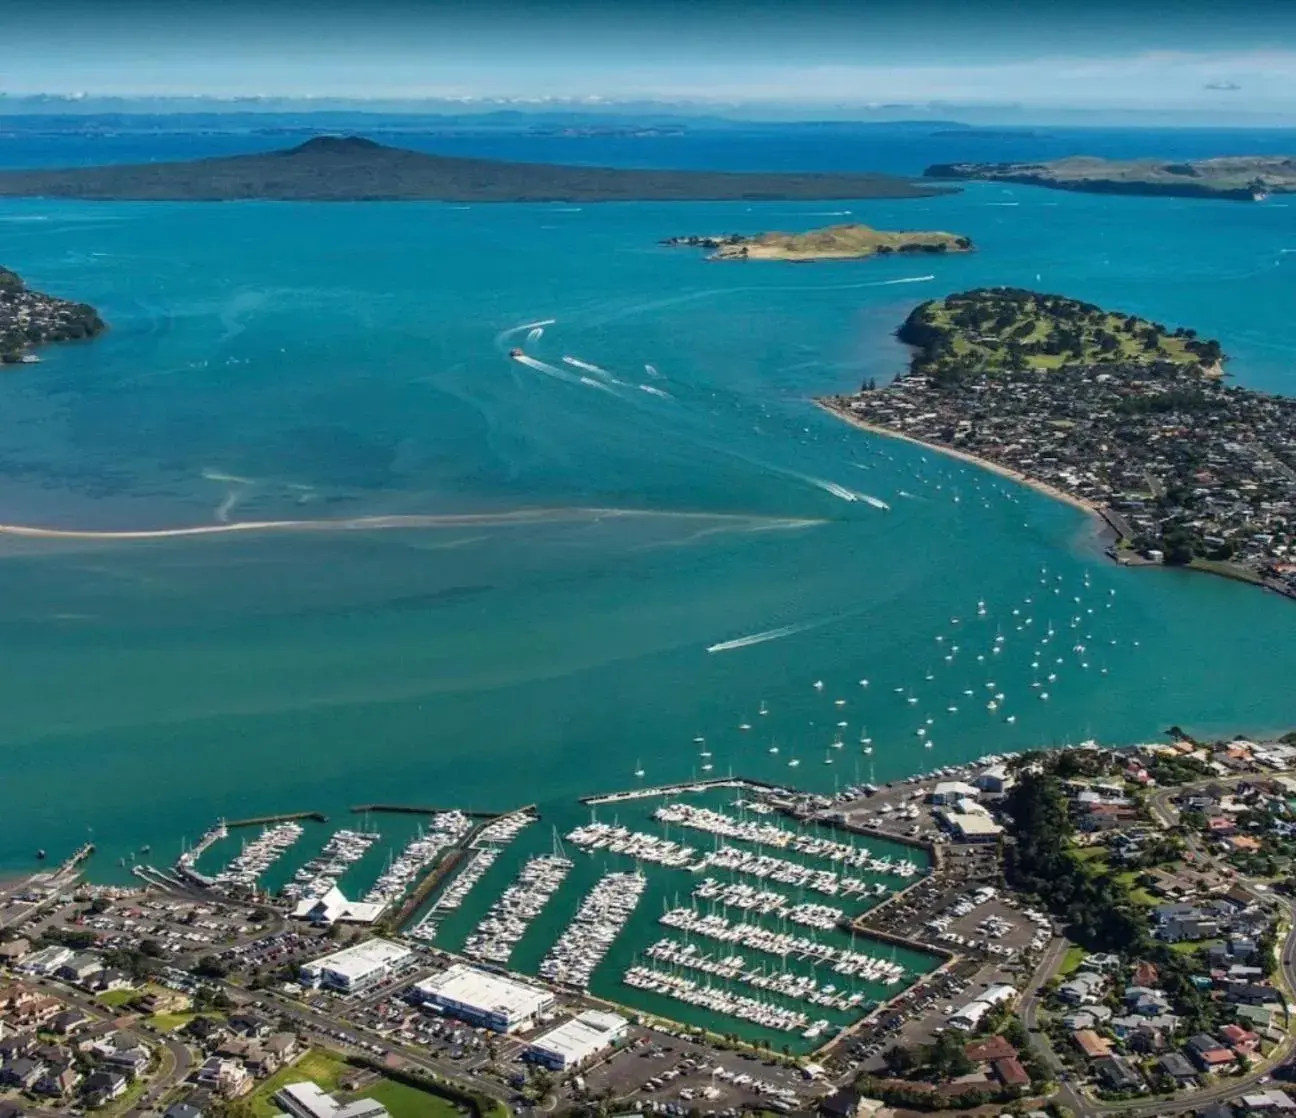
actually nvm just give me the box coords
[925,154,1296,201]
[0,135,952,202]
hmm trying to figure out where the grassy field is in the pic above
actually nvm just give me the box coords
[1058,944,1088,976]
[247,1049,351,1118]
[716,223,972,261]
[914,291,1213,376]
[148,1011,197,1032]
[358,1080,464,1118]
[97,989,138,1008]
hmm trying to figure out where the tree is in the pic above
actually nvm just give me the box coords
[193,955,229,979]
[883,1044,915,1076]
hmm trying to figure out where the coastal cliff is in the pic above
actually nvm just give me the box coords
[0,266,105,363]
[923,155,1295,202]
[819,288,1296,599]
[663,223,973,261]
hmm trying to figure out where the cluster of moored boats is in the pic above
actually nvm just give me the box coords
[624,965,811,1033]
[644,939,873,1012]
[281,828,378,902]
[363,811,471,907]
[565,821,890,899]
[654,802,919,877]
[213,822,303,892]
[463,854,573,964]
[539,870,646,989]
[409,809,536,941]
[692,879,844,929]
[660,907,906,983]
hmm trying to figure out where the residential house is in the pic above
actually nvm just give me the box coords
[51,1009,89,1035]
[195,1057,250,1098]
[818,1087,865,1118]
[0,941,30,965]
[994,1056,1030,1089]
[1155,1052,1198,1086]
[82,1070,129,1107]
[1059,972,1107,1005]
[1132,961,1160,987]
[55,953,103,986]
[1229,982,1284,1006]
[1186,1033,1238,1071]
[964,1035,1017,1063]
[0,1032,35,1062]
[1094,1056,1145,1092]
[226,1013,271,1039]
[183,1016,226,1046]
[265,1032,299,1065]
[93,969,135,994]
[1124,986,1172,1016]
[1221,1023,1262,1055]
[135,990,190,1015]
[34,1063,80,1099]
[0,1058,45,1090]
[165,1104,205,1118]
[1073,1030,1113,1060]
[1240,1090,1296,1111]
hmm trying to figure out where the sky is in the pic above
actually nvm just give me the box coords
[3,0,1296,116]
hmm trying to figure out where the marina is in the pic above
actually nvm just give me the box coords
[624,965,810,1033]
[462,851,574,965]
[362,811,472,908]
[281,827,379,903]
[408,809,536,940]
[212,821,303,893]
[539,870,647,988]
[659,906,908,982]
[643,938,873,1013]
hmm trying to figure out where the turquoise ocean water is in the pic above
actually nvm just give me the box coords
[0,127,1294,887]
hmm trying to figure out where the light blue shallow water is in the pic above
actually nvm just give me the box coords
[0,129,1294,882]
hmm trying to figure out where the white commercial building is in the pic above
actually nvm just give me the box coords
[292,886,388,927]
[527,1010,628,1070]
[298,938,413,994]
[931,781,980,806]
[276,1082,389,1118]
[949,984,1017,1031]
[415,963,554,1033]
[937,806,1004,842]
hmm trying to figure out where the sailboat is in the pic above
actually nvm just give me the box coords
[634,760,645,778]
[759,700,768,716]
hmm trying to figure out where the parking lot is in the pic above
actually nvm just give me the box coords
[581,1027,819,1113]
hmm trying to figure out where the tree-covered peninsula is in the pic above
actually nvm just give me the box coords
[924,155,1296,202]
[0,266,105,364]
[662,223,973,261]
[821,288,1296,597]
[0,136,951,203]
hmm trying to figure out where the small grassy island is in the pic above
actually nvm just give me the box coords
[0,135,951,203]
[924,154,1296,201]
[662,222,973,261]
[0,265,104,364]
[820,288,1296,597]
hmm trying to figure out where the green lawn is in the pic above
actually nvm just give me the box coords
[149,1011,197,1032]
[97,989,138,1008]
[1170,938,1224,956]
[247,1050,351,1118]
[358,1080,463,1118]
[1058,944,1087,976]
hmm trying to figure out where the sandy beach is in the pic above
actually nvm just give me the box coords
[815,398,1106,520]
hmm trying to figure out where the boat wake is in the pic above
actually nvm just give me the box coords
[873,275,936,286]
[0,506,827,545]
[707,619,826,654]
[526,326,545,343]
[643,363,662,379]
[512,353,582,384]
[638,384,672,399]
[495,317,557,350]
[562,355,611,375]
[794,473,888,507]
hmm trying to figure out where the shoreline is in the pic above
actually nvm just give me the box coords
[814,397,1105,518]
[817,398,1296,603]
